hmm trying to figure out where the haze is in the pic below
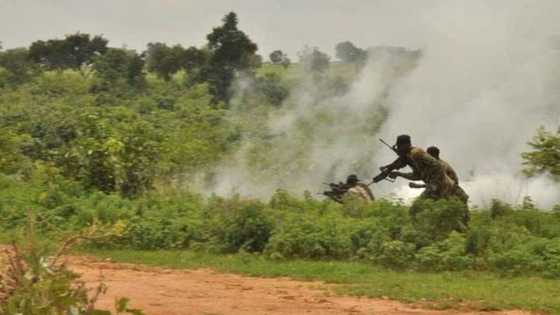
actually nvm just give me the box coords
[1,0,440,57]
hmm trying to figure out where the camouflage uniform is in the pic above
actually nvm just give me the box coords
[439,159,469,204]
[438,159,469,225]
[347,183,375,202]
[397,147,455,198]
[440,159,458,185]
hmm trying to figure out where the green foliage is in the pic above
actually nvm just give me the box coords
[373,240,416,269]
[0,213,143,315]
[29,33,108,70]
[298,47,330,74]
[335,41,367,64]
[411,198,469,242]
[205,12,259,103]
[269,50,290,68]
[265,211,354,259]
[0,128,31,174]
[66,107,163,196]
[522,126,560,180]
[1,175,560,278]
[145,43,186,81]
[206,197,272,253]
[0,67,231,196]
[92,48,145,90]
[0,48,38,86]
[415,232,473,271]
[252,73,289,106]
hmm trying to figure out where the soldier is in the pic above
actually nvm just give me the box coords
[380,135,455,199]
[427,146,458,185]
[426,146,469,224]
[323,174,374,203]
[425,146,468,202]
[345,174,375,202]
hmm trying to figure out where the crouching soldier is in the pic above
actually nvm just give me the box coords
[323,174,374,203]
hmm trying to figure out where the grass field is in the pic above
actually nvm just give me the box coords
[84,249,560,314]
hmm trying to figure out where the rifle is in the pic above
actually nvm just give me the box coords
[322,182,348,203]
[372,138,399,183]
[379,138,398,155]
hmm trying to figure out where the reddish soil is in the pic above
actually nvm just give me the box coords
[69,256,531,315]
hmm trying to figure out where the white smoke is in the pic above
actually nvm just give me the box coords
[208,49,416,198]
[376,0,560,208]
[207,0,560,208]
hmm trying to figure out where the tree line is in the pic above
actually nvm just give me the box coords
[0,12,372,105]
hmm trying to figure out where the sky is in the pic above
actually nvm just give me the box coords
[0,0,440,58]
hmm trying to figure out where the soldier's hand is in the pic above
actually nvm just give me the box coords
[388,171,400,179]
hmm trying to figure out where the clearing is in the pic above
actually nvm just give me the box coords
[71,256,530,315]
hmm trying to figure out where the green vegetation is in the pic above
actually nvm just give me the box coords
[523,126,560,180]
[1,171,559,280]
[0,214,143,315]
[1,10,560,314]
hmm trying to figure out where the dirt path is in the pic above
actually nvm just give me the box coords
[70,257,530,315]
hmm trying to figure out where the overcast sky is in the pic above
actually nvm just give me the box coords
[0,0,444,58]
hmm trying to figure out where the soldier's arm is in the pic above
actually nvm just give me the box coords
[380,157,407,171]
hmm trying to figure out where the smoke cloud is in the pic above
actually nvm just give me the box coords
[377,0,560,207]
[206,0,560,208]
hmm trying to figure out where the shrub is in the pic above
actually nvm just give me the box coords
[374,240,416,269]
[206,198,273,253]
[411,198,469,243]
[265,212,353,259]
[415,232,473,271]
[0,213,144,315]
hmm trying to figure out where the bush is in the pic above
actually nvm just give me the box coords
[0,213,144,315]
[415,232,473,271]
[374,240,416,269]
[411,198,469,243]
[265,212,354,259]
[206,198,273,253]
[1,178,560,279]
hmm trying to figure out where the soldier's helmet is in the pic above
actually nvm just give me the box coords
[427,146,440,159]
[346,174,359,185]
[395,134,411,148]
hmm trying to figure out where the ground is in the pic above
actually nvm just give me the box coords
[70,256,531,315]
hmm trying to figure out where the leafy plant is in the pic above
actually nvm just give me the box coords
[0,211,142,315]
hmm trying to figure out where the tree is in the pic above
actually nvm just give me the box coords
[335,41,367,63]
[0,48,38,86]
[183,46,208,71]
[92,48,145,88]
[269,50,283,64]
[29,33,108,70]
[298,47,330,74]
[205,12,258,104]
[254,73,289,106]
[269,50,291,68]
[145,42,186,81]
[522,127,560,180]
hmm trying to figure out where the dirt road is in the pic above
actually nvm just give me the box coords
[70,257,530,315]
